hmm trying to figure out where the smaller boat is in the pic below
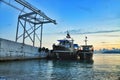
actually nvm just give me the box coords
[77,37,94,60]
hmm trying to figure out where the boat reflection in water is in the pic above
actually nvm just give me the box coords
[1,54,120,80]
[48,32,94,61]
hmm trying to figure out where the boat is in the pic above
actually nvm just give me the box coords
[48,32,94,60]
[51,32,79,60]
[77,37,94,60]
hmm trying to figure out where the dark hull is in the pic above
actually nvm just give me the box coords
[77,50,93,60]
[47,51,93,61]
[49,45,94,60]
[51,45,77,60]
[56,52,77,60]
[47,51,77,60]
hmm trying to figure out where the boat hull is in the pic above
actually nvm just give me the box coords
[47,50,93,60]
[51,45,77,60]
[77,50,93,60]
[52,51,77,60]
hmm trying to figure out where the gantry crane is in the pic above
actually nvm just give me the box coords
[0,0,56,48]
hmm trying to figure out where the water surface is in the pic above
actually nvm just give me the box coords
[0,54,120,80]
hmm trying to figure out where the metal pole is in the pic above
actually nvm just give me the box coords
[85,36,87,45]
[33,24,35,46]
[15,17,20,42]
[23,17,26,44]
[40,24,43,48]
[33,14,37,46]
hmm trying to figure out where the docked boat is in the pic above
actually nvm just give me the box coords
[77,37,94,60]
[50,32,78,60]
[48,32,94,60]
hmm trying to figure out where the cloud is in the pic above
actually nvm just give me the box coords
[59,29,120,35]
[98,35,120,37]
[86,30,120,34]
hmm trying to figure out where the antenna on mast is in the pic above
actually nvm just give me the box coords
[85,36,88,45]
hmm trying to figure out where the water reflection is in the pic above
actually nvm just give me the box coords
[0,54,120,80]
[0,60,94,80]
[49,60,94,80]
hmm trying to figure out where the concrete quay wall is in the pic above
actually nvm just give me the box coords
[0,38,47,61]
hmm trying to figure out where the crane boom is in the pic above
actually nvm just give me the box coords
[15,0,56,24]
[0,0,57,47]
[0,0,56,24]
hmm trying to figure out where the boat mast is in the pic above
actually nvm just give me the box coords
[85,36,88,45]
[66,31,71,38]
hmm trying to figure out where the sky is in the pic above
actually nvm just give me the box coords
[0,0,120,50]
